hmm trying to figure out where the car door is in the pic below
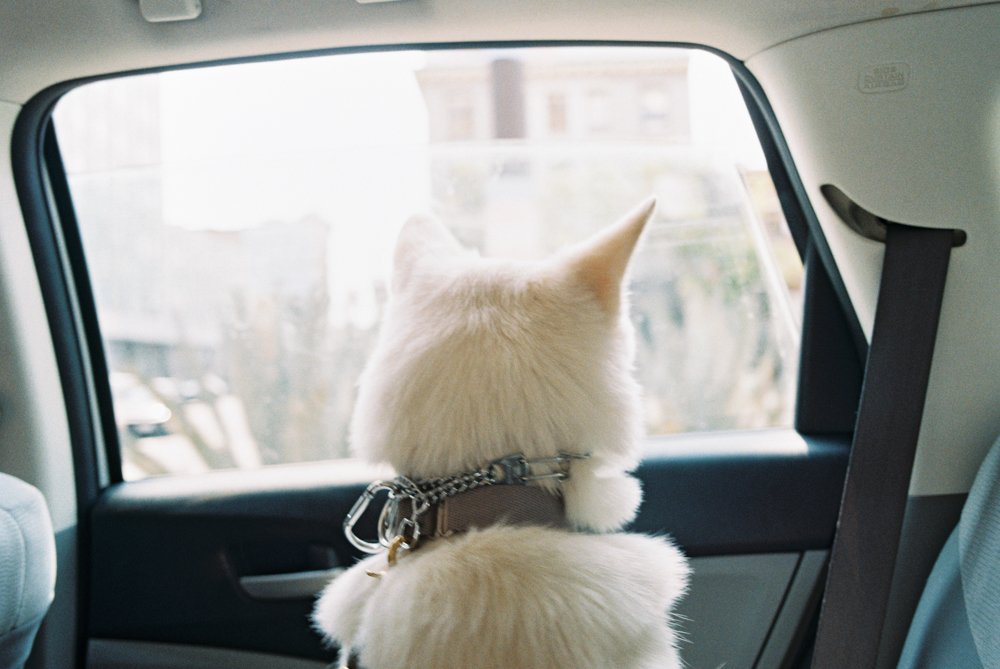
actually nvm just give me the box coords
[14,43,860,669]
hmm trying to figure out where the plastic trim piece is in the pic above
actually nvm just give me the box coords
[238,568,344,601]
[633,431,848,557]
[756,550,828,668]
[11,115,103,509]
[822,184,967,248]
[735,75,867,361]
[88,639,327,669]
[40,125,122,483]
[795,245,865,434]
[677,552,801,669]
[11,98,103,669]
[138,0,202,23]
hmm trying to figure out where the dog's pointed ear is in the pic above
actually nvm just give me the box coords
[392,214,463,292]
[562,197,655,314]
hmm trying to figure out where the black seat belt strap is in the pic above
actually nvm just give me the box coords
[811,222,955,669]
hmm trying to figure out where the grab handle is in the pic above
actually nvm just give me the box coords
[238,567,343,600]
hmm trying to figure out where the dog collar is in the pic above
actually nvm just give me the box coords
[344,452,589,554]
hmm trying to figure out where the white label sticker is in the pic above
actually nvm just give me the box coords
[859,62,910,93]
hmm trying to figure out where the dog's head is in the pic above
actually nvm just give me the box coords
[350,199,655,530]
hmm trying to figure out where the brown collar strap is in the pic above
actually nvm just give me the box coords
[416,484,568,539]
[344,452,588,554]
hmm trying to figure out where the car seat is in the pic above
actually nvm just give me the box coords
[0,473,56,669]
[898,435,1000,668]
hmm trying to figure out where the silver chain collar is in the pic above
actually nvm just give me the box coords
[344,452,590,554]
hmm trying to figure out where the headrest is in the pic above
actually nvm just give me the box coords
[0,473,56,669]
[959,434,1000,667]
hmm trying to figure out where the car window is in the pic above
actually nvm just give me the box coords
[52,46,802,481]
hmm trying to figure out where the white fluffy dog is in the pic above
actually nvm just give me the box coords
[313,198,690,668]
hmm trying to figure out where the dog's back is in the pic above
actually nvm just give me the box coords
[316,526,688,668]
[313,199,690,668]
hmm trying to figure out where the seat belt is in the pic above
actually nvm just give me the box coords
[811,221,956,669]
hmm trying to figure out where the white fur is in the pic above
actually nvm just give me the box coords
[314,198,690,667]
[315,526,689,668]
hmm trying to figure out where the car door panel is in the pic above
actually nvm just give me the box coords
[680,552,805,669]
[87,429,847,666]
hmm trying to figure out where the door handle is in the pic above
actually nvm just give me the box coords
[238,567,344,600]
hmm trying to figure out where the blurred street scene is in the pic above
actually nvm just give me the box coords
[55,47,802,479]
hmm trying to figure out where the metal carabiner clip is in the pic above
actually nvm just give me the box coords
[344,480,396,554]
[376,483,425,550]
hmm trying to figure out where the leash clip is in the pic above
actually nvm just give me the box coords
[344,479,427,555]
[344,480,395,554]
